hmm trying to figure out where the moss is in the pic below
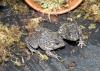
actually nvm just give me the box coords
[78,0,100,21]
[0,23,22,47]
[0,22,23,64]
[34,0,68,11]
[1,0,29,14]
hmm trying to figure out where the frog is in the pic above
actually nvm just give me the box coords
[58,18,86,48]
[25,26,65,60]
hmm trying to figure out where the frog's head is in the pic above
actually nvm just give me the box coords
[58,21,80,41]
[66,22,79,41]
[67,30,79,41]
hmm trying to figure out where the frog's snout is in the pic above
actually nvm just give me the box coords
[70,33,79,41]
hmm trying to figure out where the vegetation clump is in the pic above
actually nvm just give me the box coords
[34,0,68,11]
[0,22,22,64]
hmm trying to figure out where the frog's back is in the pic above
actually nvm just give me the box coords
[39,28,65,50]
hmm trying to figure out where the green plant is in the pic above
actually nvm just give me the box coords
[35,0,67,11]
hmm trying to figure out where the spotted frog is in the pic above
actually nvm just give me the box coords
[58,18,86,48]
[25,26,65,60]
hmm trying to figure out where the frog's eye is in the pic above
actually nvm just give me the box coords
[55,42,59,45]
[54,39,60,45]
[68,32,71,36]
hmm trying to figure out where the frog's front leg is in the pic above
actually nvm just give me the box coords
[78,37,86,48]
[78,27,86,48]
[46,50,62,61]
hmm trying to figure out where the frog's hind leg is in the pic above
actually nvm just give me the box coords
[26,42,39,53]
[25,37,39,53]
[46,50,62,61]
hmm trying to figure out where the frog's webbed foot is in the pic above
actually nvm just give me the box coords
[78,37,86,48]
[37,52,49,61]
[46,51,62,61]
